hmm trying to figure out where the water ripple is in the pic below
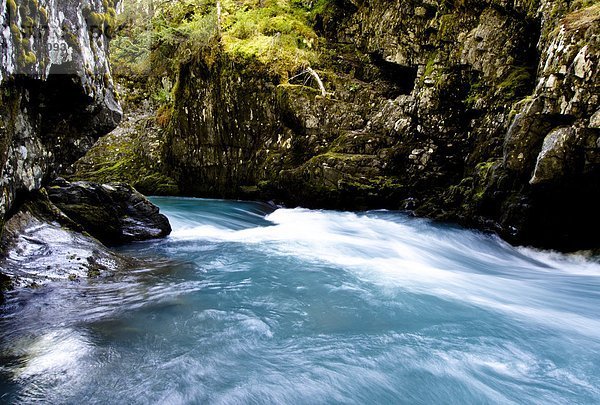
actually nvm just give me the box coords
[1,197,598,404]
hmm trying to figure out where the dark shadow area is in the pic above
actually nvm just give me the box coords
[369,52,417,97]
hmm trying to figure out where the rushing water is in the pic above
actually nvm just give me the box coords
[1,197,600,404]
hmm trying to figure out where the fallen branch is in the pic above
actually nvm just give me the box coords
[305,67,327,97]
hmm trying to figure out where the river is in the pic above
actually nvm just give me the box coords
[1,197,599,403]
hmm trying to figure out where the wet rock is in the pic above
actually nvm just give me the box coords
[0,190,134,289]
[47,178,171,245]
[530,127,576,185]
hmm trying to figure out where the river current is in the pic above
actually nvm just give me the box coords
[1,197,599,404]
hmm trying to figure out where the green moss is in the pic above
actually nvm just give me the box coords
[218,1,320,77]
[10,23,21,38]
[423,56,436,78]
[24,15,35,28]
[69,113,179,196]
[471,160,501,202]
[507,95,532,123]
[420,54,438,86]
[39,7,48,25]
[465,65,533,108]
[7,0,17,22]
[83,4,117,37]
[437,13,461,40]
[104,8,117,37]
[23,51,37,65]
[88,11,105,30]
[569,0,598,12]
[497,66,533,100]
[63,31,80,51]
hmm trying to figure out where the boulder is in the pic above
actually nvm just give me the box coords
[47,178,171,245]
[0,0,122,220]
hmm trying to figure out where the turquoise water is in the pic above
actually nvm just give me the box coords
[1,197,600,404]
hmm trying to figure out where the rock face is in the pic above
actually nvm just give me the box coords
[162,0,599,250]
[47,178,171,245]
[0,0,122,223]
[69,84,179,196]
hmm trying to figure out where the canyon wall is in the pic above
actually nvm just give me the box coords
[0,0,122,222]
[161,0,598,250]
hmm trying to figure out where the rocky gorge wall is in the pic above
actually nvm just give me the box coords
[159,0,599,251]
[0,0,141,294]
[0,0,122,223]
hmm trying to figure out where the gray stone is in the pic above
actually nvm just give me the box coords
[0,0,122,219]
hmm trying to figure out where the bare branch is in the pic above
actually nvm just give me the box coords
[305,67,327,97]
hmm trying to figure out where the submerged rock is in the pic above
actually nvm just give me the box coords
[47,178,171,246]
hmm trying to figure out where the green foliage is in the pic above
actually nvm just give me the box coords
[23,50,36,65]
[109,0,155,77]
[570,0,599,12]
[221,1,319,75]
[111,0,327,82]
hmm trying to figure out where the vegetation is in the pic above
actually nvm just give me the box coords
[220,0,321,75]
[69,114,179,196]
[110,0,330,83]
[497,66,534,101]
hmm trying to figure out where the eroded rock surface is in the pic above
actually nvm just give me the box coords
[0,190,134,289]
[0,0,122,221]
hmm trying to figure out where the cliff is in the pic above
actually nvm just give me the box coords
[75,0,599,251]
[0,0,130,293]
[0,0,122,223]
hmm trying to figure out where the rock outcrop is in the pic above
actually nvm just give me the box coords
[0,0,122,223]
[0,178,171,293]
[0,1,170,297]
[158,0,598,251]
[47,178,171,245]
[69,82,179,196]
[0,189,134,290]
